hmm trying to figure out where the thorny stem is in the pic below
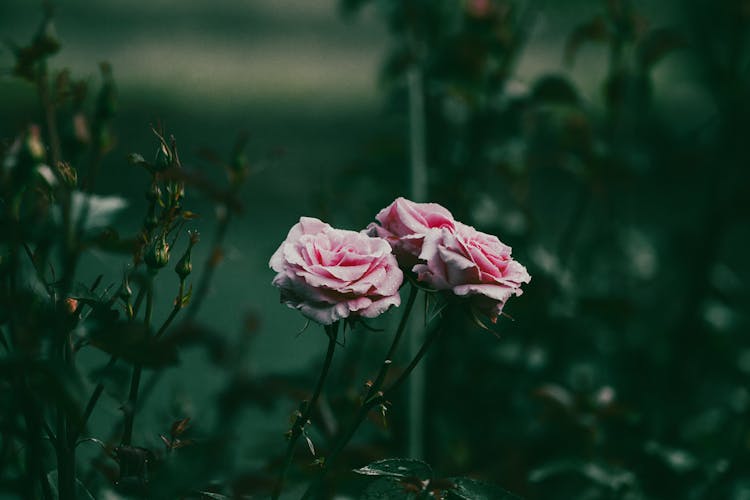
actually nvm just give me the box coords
[368,284,419,395]
[184,208,231,322]
[126,277,190,413]
[300,311,443,500]
[135,163,241,432]
[55,329,76,500]
[69,278,142,446]
[130,276,188,407]
[121,366,142,446]
[272,323,339,500]
[379,322,440,401]
[155,279,185,338]
[17,374,52,500]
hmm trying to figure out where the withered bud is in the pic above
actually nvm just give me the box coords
[64,298,79,315]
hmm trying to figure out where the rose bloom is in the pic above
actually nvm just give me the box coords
[413,221,530,321]
[367,197,455,267]
[270,217,403,325]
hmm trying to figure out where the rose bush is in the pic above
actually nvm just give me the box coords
[414,221,531,321]
[270,216,403,325]
[271,204,528,498]
[367,197,455,266]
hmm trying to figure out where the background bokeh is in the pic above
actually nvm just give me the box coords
[2,0,749,498]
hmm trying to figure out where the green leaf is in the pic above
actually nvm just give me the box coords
[87,320,178,367]
[198,492,230,500]
[66,281,107,305]
[51,192,128,237]
[127,152,151,171]
[75,437,107,451]
[354,458,433,480]
[529,460,635,491]
[360,477,417,500]
[127,153,144,164]
[70,191,129,232]
[447,477,522,500]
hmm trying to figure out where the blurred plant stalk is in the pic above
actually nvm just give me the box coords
[407,59,427,461]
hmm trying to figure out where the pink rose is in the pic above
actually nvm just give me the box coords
[270,217,404,325]
[367,197,455,267]
[413,221,530,321]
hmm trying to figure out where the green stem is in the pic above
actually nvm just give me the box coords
[367,284,419,397]
[43,420,57,447]
[121,278,153,446]
[300,312,442,500]
[36,62,62,168]
[131,285,147,319]
[184,206,231,322]
[155,279,184,338]
[128,279,187,408]
[69,277,143,446]
[272,323,339,500]
[17,375,52,500]
[56,336,76,500]
[380,321,440,400]
[69,356,117,446]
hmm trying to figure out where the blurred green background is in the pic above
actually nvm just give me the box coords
[2,0,749,498]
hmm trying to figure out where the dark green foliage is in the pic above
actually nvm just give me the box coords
[331,0,750,499]
[354,458,520,499]
[354,458,434,480]
[2,1,750,499]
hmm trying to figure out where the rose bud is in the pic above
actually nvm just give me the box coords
[144,234,170,271]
